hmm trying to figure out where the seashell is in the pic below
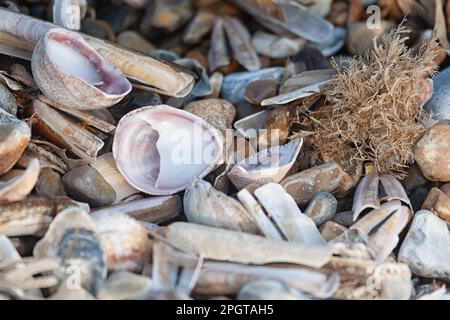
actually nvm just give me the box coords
[236,189,283,240]
[91,212,153,273]
[163,222,332,268]
[252,31,306,59]
[183,10,215,45]
[0,196,78,237]
[230,0,334,43]
[228,138,303,190]
[281,162,345,205]
[32,28,131,110]
[33,207,107,295]
[50,285,95,300]
[425,67,450,120]
[174,58,212,98]
[352,173,381,221]
[90,153,139,204]
[113,105,223,195]
[238,279,305,300]
[314,26,346,57]
[0,83,17,115]
[0,10,195,98]
[0,108,31,175]
[0,158,40,204]
[254,183,326,246]
[373,263,412,300]
[0,234,21,267]
[207,72,223,99]
[234,110,271,141]
[196,261,339,298]
[97,271,152,300]
[53,0,81,30]
[367,205,412,262]
[380,174,412,209]
[208,17,230,72]
[244,79,278,106]
[29,100,104,162]
[319,221,347,242]
[221,67,284,105]
[92,195,181,224]
[183,178,259,234]
[280,69,336,94]
[222,16,261,72]
[117,31,154,53]
[184,98,236,133]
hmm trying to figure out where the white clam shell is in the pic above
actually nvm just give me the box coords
[113,105,223,195]
[31,28,131,110]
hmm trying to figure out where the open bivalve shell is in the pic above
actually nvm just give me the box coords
[31,28,132,110]
[113,105,223,195]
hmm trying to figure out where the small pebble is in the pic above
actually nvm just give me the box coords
[184,98,236,132]
[304,192,337,226]
[422,187,450,222]
[244,79,277,105]
[319,221,347,241]
[62,166,116,207]
[35,167,66,198]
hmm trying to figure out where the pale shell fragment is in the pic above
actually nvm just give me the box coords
[228,138,303,190]
[0,158,40,204]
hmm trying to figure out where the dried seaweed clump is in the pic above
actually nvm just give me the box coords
[300,28,440,177]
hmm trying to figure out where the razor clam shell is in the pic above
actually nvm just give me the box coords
[352,174,381,221]
[0,158,40,204]
[0,108,31,175]
[183,10,215,45]
[92,195,181,224]
[208,17,230,72]
[280,69,336,94]
[53,0,81,30]
[0,9,195,98]
[196,262,339,298]
[252,31,306,59]
[236,189,283,240]
[0,235,21,267]
[350,200,402,236]
[367,206,412,263]
[237,279,306,300]
[163,222,332,268]
[254,183,326,246]
[97,271,153,300]
[0,196,78,237]
[151,241,179,292]
[39,95,115,134]
[234,110,271,141]
[183,179,259,234]
[314,27,346,57]
[221,68,284,105]
[91,212,153,273]
[90,153,139,204]
[30,100,104,163]
[380,174,412,209]
[261,79,332,106]
[223,16,261,72]
[230,0,334,43]
[228,138,303,190]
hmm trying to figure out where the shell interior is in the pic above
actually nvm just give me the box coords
[113,106,223,194]
[46,30,131,95]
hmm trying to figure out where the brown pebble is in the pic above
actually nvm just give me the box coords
[184,98,236,132]
[422,187,450,223]
[319,221,347,241]
[244,79,277,105]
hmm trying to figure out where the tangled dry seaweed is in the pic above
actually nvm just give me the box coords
[298,27,440,177]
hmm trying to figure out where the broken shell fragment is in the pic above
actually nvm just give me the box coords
[33,207,107,295]
[237,279,304,300]
[113,105,223,195]
[254,183,326,246]
[184,178,259,234]
[0,158,40,204]
[91,212,153,273]
[29,100,104,162]
[97,271,152,300]
[0,196,78,237]
[244,79,278,106]
[92,195,181,224]
[281,162,345,205]
[32,28,131,110]
[163,222,332,268]
[252,31,306,59]
[0,108,31,175]
[352,173,381,221]
[228,138,303,191]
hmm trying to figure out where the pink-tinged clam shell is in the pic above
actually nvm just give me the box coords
[113,105,223,195]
